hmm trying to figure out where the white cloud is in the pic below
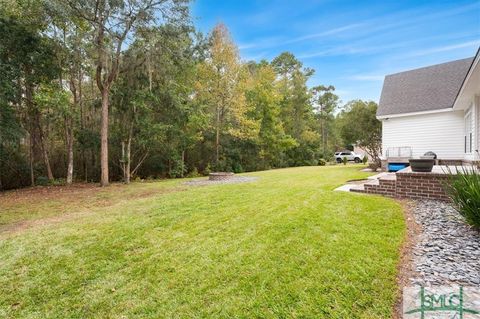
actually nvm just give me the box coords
[407,40,480,57]
[284,23,365,44]
[238,43,257,50]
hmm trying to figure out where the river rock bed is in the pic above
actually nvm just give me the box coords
[410,200,480,286]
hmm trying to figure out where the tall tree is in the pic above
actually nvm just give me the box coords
[271,52,319,166]
[311,85,339,158]
[111,22,200,182]
[0,15,60,184]
[338,100,382,164]
[65,0,189,186]
[196,23,256,168]
[63,21,90,184]
[245,61,295,168]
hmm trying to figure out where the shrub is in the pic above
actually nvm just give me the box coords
[36,176,49,186]
[187,167,202,178]
[444,166,480,228]
[203,164,211,176]
[35,177,66,187]
[318,158,326,166]
[168,157,187,178]
[50,178,66,186]
[362,156,368,165]
[232,162,244,173]
[342,156,347,165]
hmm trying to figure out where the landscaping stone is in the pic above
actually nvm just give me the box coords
[410,200,480,287]
[184,176,258,186]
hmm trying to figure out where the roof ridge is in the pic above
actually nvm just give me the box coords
[385,57,474,78]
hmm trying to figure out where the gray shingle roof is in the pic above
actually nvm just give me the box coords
[377,57,474,117]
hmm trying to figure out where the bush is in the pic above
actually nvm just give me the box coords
[203,164,211,176]
[50,178,66,186]
[187,167,202,178]
[362,156,368,165]
[36,176,49,186]
[342,157,347,165]
[232,162,244,173]
[318,158,326,166]
[35,177,66,187]
[444,166,480,228]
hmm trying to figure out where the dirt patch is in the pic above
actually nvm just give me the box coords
[0,182,185,239]
[0,183,105,208]
[392,199,422,319]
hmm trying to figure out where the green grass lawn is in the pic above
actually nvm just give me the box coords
[0,166,405,318]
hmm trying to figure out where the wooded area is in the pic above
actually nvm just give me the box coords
[0,0,380,190]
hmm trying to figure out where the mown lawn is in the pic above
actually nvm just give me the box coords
[0,166,405,318]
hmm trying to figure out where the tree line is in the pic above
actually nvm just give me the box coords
[0,0,381,190]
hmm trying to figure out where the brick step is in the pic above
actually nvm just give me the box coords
[350,169,450,201]
[379,173,397,181]
[349,173,398,197]
[350,184,366,193]
[363,177,396,197]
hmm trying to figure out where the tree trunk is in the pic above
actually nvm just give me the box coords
[80,76,88,183]
[120,124,132,184]
[66,121,74,184]
[321,117,325,156]
[35,109,53,181]
[29,132,35,186]
[181,150,185,178]
[40,132,54,181]
[131,152,148,179]
[26,76,54,182]
[121,140,126,181]
[25,75,36,187]
[100,87,109,186]
[84,156,88,182]
[125,135,131,183]
[67,78,77,185]
[215,106,220,165]
[91,149,95,180]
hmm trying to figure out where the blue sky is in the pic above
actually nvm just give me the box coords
[192,0,480,103]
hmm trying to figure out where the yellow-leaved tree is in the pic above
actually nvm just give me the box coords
[195,23,258,167]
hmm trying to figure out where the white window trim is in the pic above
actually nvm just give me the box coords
[465,107,473,154]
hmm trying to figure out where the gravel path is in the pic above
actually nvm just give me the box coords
[184,176,259,186]
[410,200,480,286]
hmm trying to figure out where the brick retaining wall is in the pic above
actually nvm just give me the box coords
[351,166,473,201]
[396,170,450,201]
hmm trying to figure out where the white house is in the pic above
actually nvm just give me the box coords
[377,47,480,163]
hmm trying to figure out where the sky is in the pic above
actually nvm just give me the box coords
[192,0,480,103]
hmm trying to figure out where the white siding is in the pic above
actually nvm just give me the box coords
[477,96,480,160]
[382,110,465,159]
